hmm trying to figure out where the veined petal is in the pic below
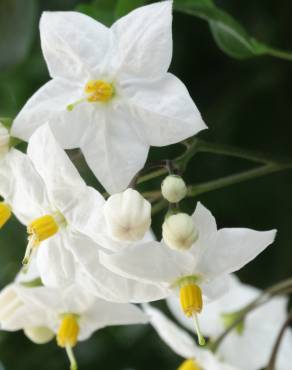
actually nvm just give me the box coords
[12,79,89,148]
[5,149,50,224]
[40,11,114,79]
[27,124,92,215]
[81,105,149,194]
[37,233,77,288]
[144,304,200,359]
[198,228,277,278]
[112,1,173,78]
[123,73,207,146]
[67,232,168,303]
[99,241,195,285]
[79,300,148,341]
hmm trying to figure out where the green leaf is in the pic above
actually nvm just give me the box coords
[115,0,146,19]
[76,0,117,26]
[0,0,37,71]
[174,0,292,61]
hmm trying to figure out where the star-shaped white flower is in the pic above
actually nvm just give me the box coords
[100,202,276,344]
[11,1,206,193]
[144,304,240,370]
[0,283,147,370]
[5,124,167,303]
[168,274,292,370]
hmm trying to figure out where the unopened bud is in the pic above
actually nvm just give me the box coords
[161,175,187,203]
[0,122,10,158]
[24,326,55,344]
[162,213,198,250]
[104,188,151,242]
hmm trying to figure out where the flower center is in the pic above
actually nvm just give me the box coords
[23,212,66,266]
[179,279,205,346]
[84,80,114,102]
[0,202,12,228]
[67,80,114,111]
[57,314,80,348]
[178,359,202,370]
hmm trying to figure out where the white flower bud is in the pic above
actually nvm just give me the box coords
[24,326,55,344]
[104,188,151,242]
[162,213,199,251]
[161,175,187,203]
[0,122,10,158]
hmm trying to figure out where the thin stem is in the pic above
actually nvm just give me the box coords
[266,47,292,61]
[265,312,292,370]
[151,199,168,215]
[137,168,168,185]
[187,163,290,197]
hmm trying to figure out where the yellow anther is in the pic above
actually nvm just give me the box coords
[178,359,202,370]
[84,80,114,103]
[179,283,205,346]
[0,202,11,228]
[28,215,59,243]
[57,314,80,348]
[180,283,203,317]
[23,213,64,266]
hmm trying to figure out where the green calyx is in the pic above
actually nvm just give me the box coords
[172,275,201,289]
[221,310,245,335]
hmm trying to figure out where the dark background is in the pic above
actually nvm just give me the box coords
[0,0,291,369]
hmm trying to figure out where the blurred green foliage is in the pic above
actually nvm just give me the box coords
[0,0,292,369]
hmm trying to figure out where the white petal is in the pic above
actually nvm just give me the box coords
[198,228,277,278]
[81,105,149,193]
[112,1,173,78]
[99,241,195,285]
[40,11,114,79]
[37,233,77,288]
[79,300,148,341]
[123,73,206,146]
[0,153,12,199]
[27,124,100,221]
[5,149,50,224]
[12,79,89,148]
[67,232,168,302]
[144,304,200,359]
[276,328,292,370]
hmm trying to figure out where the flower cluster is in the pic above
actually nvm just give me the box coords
[0,2,288,370]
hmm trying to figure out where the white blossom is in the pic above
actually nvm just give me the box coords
[11,1,206,194]
[100,202,276,344]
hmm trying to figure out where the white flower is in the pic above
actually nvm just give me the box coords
[161,175,187,203]
[144,304,240,370]
[6,124,167,304]
[100,202,276,344]
[1,284,148,369]
[24,326,55,344]
[11,1,207,194]
[104,188,151,242]
[162,213,199,250]
[168,274,292,370]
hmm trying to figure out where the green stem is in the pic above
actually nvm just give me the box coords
[266,47,292,61]
[265,312,292,370]
[187,163,290,197]
[137,168,168,184]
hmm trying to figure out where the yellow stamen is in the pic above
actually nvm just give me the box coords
[180,283,205,346]
[57,314,80,348]
[178,359,202,370]
[28,215,59,243]
[23,213,64,266]
[0,202,11,228]
[180,283,202,317]
[84,80,114,102]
